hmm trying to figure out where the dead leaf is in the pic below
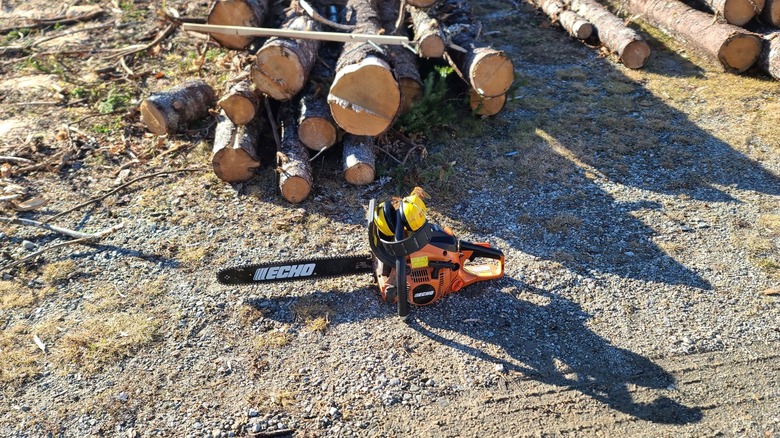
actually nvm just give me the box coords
[0,163,13,178]
[13,196,49,211]
[763,287,780,296]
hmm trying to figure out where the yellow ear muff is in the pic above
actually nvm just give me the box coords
[404,193,427,215]
[373,202,395,237]
[400,199,426,231]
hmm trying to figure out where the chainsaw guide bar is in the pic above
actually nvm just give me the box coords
[216,254,375,285]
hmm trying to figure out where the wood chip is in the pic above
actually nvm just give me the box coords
[33,334,46,353]
[763,287,780,296]
[13,196,49,211]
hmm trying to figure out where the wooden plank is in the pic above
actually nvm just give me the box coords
[182,23,410,45]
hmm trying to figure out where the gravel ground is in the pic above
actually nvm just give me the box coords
[2,0,780,437]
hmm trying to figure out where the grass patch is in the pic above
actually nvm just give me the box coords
[54,313,160,373]
[253,331,293,350]
[0,323,43,385]
[41,260,77,284]
[0,281,35,309]
[544,214,583,233]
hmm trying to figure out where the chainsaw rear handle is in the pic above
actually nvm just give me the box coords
[459,240,504,262]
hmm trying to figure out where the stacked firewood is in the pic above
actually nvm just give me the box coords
[533,0,780,77]
[138,0,514,204]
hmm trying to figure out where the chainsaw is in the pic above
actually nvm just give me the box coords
[216,190,505,317]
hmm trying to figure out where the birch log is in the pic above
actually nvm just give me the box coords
[759,33,780,80]
[698,0,764,26]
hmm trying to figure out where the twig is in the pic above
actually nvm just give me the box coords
[0,216,97,239]
[264,99,282,195]
[0,156,34,164]
[308,145,331,162]
[1,222,125,271]
[104,22,177,59]
[299,0,355,31]
[394,0,407,34]
[46,168,205,222]
[0,9,105,35]
[29,20,139,49]
[375,144,403,165]
[0,195,22,202]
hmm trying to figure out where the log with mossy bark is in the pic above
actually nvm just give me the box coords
[435,0,514,98]
[698,0,764,26]
[342,134,376,185]
[140,80,215,136]
[624,0,761,73]
[408,5,446,58]
[211,111,264,183]
[566,0,650,69]
[379,0,424,113]
[251,1,322,100]
[207,0,269,49]
[278,102,314,203]
[328,0,401,136]
[218,79,261,126]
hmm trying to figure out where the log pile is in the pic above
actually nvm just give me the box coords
[138,0,515,204]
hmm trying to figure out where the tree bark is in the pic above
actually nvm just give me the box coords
[567,0,650,69]
[699,0,764,26]
[760,0,780,27]
[140,80,215,136]
[468,89,506,116]
[211,111,263,183]
[207,0,269,49]
[624,0,761,73]
[342,134,376,185]
[278,102,314,203]
[530,0,593,40]
[758,33,780,80]
[251,2,322,100]
[218,79,261,126]
[435,0,514,97]
[380,0,424,113]
[408,5,446,58]
[328,0,401,136]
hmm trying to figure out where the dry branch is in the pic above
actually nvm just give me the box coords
[624,0,761,73]
[567,0,650,69]
[0,217,96,239]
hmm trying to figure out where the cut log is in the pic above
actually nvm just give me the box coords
[624,0,761,73]
[218,79,261,126]
[408,5,446,58]
[211,111,263,183]
[251,3,322,100]
[759,33,780,80]
[435,0,514,97]
[342,134,376,185]
[299,60,339,151]
[140,80,215,136]
[530,0,593,40]
[207,0,269,49]
[567,0,650,69]
[698,0,764,26]
[760,0,780,27]
[468,90,506,116]
[380,0,424,113]
[328,0,401,136]
[278,103,313,203]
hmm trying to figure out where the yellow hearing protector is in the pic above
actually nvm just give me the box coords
[372,192,428,236]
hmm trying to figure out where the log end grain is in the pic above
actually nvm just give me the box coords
[211,148,261,183]
[720,33,762,73]
[139,100,169,135]
[207,1,258,49]
[252,46,306,101]
[468,90,506,116]
[344,163,375,185]
[419,35,446,58]
[723,0,765,26]
[218,94,257,126]
[299,118,338,151]
[559,10,593,40]
[620,40,651,69]
[468,49,515,97]
[280,175,312,203]
[343,135,376,186]
[328,56,401,136]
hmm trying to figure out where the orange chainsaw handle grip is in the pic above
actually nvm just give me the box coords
[456,241,505,289]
